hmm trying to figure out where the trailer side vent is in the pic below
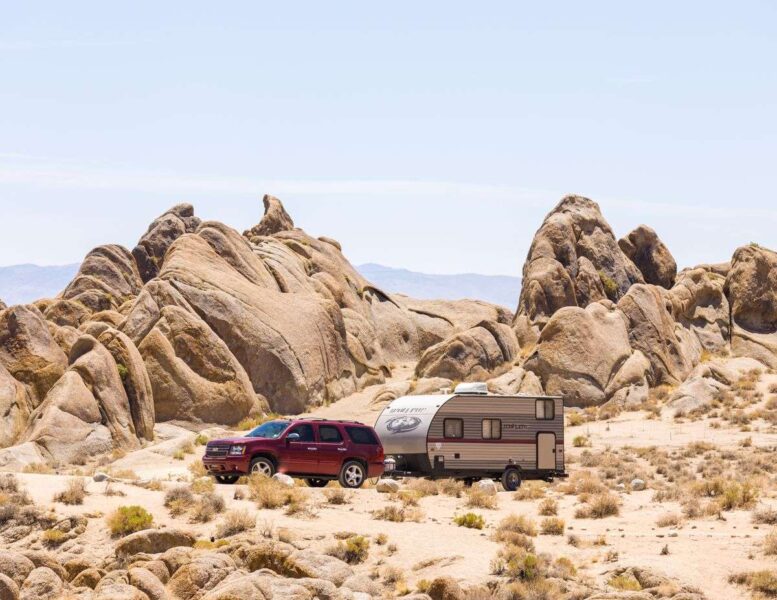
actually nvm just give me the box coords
[454,382,489,395]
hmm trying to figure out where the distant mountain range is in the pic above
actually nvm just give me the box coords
[0,264,79,306]
[0,262,521,309]
[356,263,520,308]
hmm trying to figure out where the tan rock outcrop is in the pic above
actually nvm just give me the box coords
[668,268,729,352]
[132,204,201,283]
[726,244,777,368]
[243,194,295,239]
[115,529,196,559]
[517,195,643,327]
[415,321,518,381]
[62,245,143,313]
[524,302,649,407]
[618,284,701,385]
[23,335,142,462]
[618,225,677,289]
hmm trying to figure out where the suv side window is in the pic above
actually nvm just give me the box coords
[318,425,343,443]
[288,424,315,442]
[346,426,378,445]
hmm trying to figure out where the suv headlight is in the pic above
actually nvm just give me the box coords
[229,445,246,456]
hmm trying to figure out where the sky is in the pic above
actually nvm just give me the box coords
[1,1,776,276]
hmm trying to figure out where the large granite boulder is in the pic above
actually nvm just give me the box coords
[725,244,777,368]
[517,195,643,327]
[62,245,143,313]
[524,302,649,407]
[132,204,201,283]
[415,321,519,381]
[668,268,729,352]
[617,284,701,385]
[618,225,677,289]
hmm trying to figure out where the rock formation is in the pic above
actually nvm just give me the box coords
[618,225,677,289]
[132,203,201,283]
[243,194,294,239]
[517,195,644,327]
[726,244,777,368]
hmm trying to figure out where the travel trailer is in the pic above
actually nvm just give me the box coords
[374,382,567,490]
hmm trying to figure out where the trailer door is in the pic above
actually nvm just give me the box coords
[537,433,556,470]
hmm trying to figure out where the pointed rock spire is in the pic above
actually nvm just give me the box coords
[132,204,201,282]
[243,195,295,239]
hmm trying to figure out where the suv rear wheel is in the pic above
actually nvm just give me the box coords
[305,478,329,488]
[250,456,275,478]
[339,460,366,489]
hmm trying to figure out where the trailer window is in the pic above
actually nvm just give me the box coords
[443,419,464,439]
[481,419,502,440]
[536,399,555,420]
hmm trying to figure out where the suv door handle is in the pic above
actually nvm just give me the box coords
[307,447,318,451]
[337,448,347,452]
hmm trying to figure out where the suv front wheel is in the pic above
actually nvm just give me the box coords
[339,460,366,489]
[250,457,275,478]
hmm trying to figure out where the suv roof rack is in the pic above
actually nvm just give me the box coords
[295,417,365,425]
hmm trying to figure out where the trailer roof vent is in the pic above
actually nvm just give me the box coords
[454,382,489,395]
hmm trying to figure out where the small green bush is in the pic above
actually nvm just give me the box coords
[107,505,153,536]
[454,512,485,529]
[328,535,370,564]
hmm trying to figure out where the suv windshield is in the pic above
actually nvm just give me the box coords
[246,420,290,439]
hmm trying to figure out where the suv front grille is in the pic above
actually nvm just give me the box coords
[206,444,230,457]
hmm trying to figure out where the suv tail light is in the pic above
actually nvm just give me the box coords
[375,445,385,461]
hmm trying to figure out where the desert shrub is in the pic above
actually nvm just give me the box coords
[23,462,54,474]
[609,573,641,591]
[598,271,618,299]
[538,498,558,516]
[491,545,547,581]
[328,535,370,564]
[572,435,590,448]
[575,493,619,519]
[567,412,585,426]
[438,479,465,498]
[192,492,226,522]
[237,413,282,431]
[764,530,777,556]
[466,487,498,509]
[514,481,546,501]
[730,571,777,595]
[194,433,209,446]
[754,506,777,525]
[494,514,538,540]
[407,478,439,497]
[42,529,67,546]
[172,449,185,461]
[454,512,485,529]
[165,485,194,508]
[324,488,350,505]
[559,471,606,496]
[215,509,255,537]
[656,513,682,528]
[372,505,410,522]
[540,517,565,535]
[53,478,88,505]
[248,474,307,512]
[188,461,208,478]
[107,506,153,536]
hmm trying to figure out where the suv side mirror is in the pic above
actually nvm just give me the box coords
[287,432,300,443]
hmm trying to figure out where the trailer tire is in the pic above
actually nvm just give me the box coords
[501,467,522,492]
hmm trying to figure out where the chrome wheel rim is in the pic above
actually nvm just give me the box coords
[252,461,273,477]
[344,465,363,487]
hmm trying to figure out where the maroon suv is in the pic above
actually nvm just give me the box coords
[202,418,385,488]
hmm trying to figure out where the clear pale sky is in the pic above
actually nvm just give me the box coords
[1,1,775,275]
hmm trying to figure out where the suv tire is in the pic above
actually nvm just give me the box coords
[339,460,366,489]
[249,456,275,478]
[501,466,522,492]
[305,478,329,488]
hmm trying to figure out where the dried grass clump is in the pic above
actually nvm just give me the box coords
[538,498,558,516]
[190,477,215,494]
[372,504,422,523]
[656,513,682,528]
[192,492,226,523]
[753,506,777,525]
[327,535,370,564]
[764,530,777,556]
[215,509,255,538]
[540,517,565,535]
[164,485,195,516]
[438,479,465,498]
[406,479,439,497]
[323,488,350,505]
[53,478,88,505]
[729,571,777,596]
[574,493,619,519]
[559,471,606,496]
[494,514,538,540]
[490,544,549,582]
[609,573,642,591]
[466,487,498,509]
[248,475,308,513]
[514,481,547,501]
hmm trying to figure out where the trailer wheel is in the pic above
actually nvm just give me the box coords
[501,467,522,492]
